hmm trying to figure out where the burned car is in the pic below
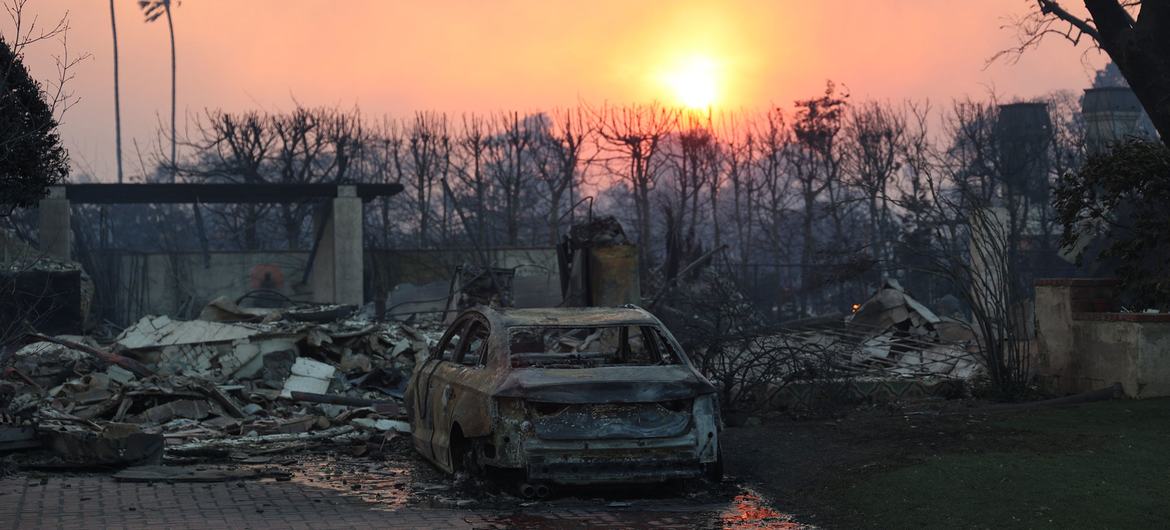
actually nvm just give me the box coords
[405,305,722,488]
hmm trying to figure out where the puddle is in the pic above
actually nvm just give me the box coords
[478,486,807,529]
[719,489,805,529]
[274,454,809,528]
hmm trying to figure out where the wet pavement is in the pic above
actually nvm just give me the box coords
[0,454,806,529]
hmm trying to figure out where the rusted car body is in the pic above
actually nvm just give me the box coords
[405,305,721,486]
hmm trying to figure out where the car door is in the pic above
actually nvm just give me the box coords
[428,315,494,470]
[411,318,467,461]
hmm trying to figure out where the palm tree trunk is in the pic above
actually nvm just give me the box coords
[109,0,123,183]
[165,3,176,182]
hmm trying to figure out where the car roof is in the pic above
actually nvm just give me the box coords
[473,305,661,328]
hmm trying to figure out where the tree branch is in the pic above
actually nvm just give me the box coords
[1038,0,1101,41]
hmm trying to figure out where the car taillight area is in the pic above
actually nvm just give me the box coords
[526,400,693,440]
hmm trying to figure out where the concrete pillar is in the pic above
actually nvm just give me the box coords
[310,186,364,306]
[38,186,71,260]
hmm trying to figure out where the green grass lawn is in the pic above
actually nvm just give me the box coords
[833,399,1170,529]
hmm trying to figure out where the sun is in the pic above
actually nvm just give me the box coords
[664,55,720,109]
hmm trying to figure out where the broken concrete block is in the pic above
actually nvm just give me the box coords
[12,341,91,388]
[280,358,336,398]
[117,316,259,350]
[351,418,410,434]
[155,344,217,377]
[106,365,136,385]
[390,338,411,358]
[261,350,298,389]
[41,423,163,466]
[228,337,300,380]
[291,357,335,379]
[306,328,333,347]
[79,373,110,391]
[281,375,330,398]
[0,425,39,452]
[138,399,212,423]
[221,340,263,380]
[70,388,113,405]
[101,422,143,439]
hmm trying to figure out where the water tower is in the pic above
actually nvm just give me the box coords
[996,102,1052,204]
[1082,87,1157,155]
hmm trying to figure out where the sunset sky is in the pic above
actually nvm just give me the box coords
[19,0,1107,180]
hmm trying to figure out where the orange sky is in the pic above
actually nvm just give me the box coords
[20,0,1106,180]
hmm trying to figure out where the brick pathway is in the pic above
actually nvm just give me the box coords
[0,473,800,529]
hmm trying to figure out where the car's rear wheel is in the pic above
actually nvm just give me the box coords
[449,427,482,477]
[705,446,724,482]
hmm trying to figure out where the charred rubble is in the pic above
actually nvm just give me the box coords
[0,298,444,473]
[654,269,982,414]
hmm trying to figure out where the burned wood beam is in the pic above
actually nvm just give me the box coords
[288,391,401,415]
[60,183,403,204]
[26,333,155,378]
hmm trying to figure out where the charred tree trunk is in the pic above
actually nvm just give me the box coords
[1083,1,1170,146]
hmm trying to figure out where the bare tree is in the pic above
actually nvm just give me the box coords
[405,112,450,248]
[178,110,275,249]
[593,103,677,271]
[661,111,718,280]
[902,180,1033,395]
[271,107,328,248]
[942,97,1002,204]
[844,101,907,272]
[533,109,590,245]
[787,82,849,312]
[720,112,757,282]
[369,117,405,247]
[484,112,534,247]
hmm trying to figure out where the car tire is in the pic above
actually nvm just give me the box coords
[451,434,481,477]
[705,446,724,482]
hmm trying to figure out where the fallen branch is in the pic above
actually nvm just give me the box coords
[25,333,155,378]
[289,391,401,416]
[3,367,44,395]
[167,425,357,455]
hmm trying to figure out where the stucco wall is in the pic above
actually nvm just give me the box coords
[95,247,560,324]
[1036,279,1170,398]
[103,251,311,322]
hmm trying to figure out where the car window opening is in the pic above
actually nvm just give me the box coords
[508,325,680,368]
[458,321,489,366]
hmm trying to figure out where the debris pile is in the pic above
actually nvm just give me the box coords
[777,279,981,381]
[688,278,984,410]
[0,228,94,335]
[845,279,979,380]
[0,301,444,468]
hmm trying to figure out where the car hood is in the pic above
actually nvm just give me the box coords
[492,365,716,404]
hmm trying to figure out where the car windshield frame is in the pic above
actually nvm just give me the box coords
[506,323,683,368]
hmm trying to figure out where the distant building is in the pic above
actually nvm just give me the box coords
[1082,87,1158,155]
[995,102,1052,204]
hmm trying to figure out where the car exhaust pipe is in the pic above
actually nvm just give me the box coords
[534,483,551,499]
[519,483,537,499]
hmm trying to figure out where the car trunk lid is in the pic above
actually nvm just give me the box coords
[492,365,714,404]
